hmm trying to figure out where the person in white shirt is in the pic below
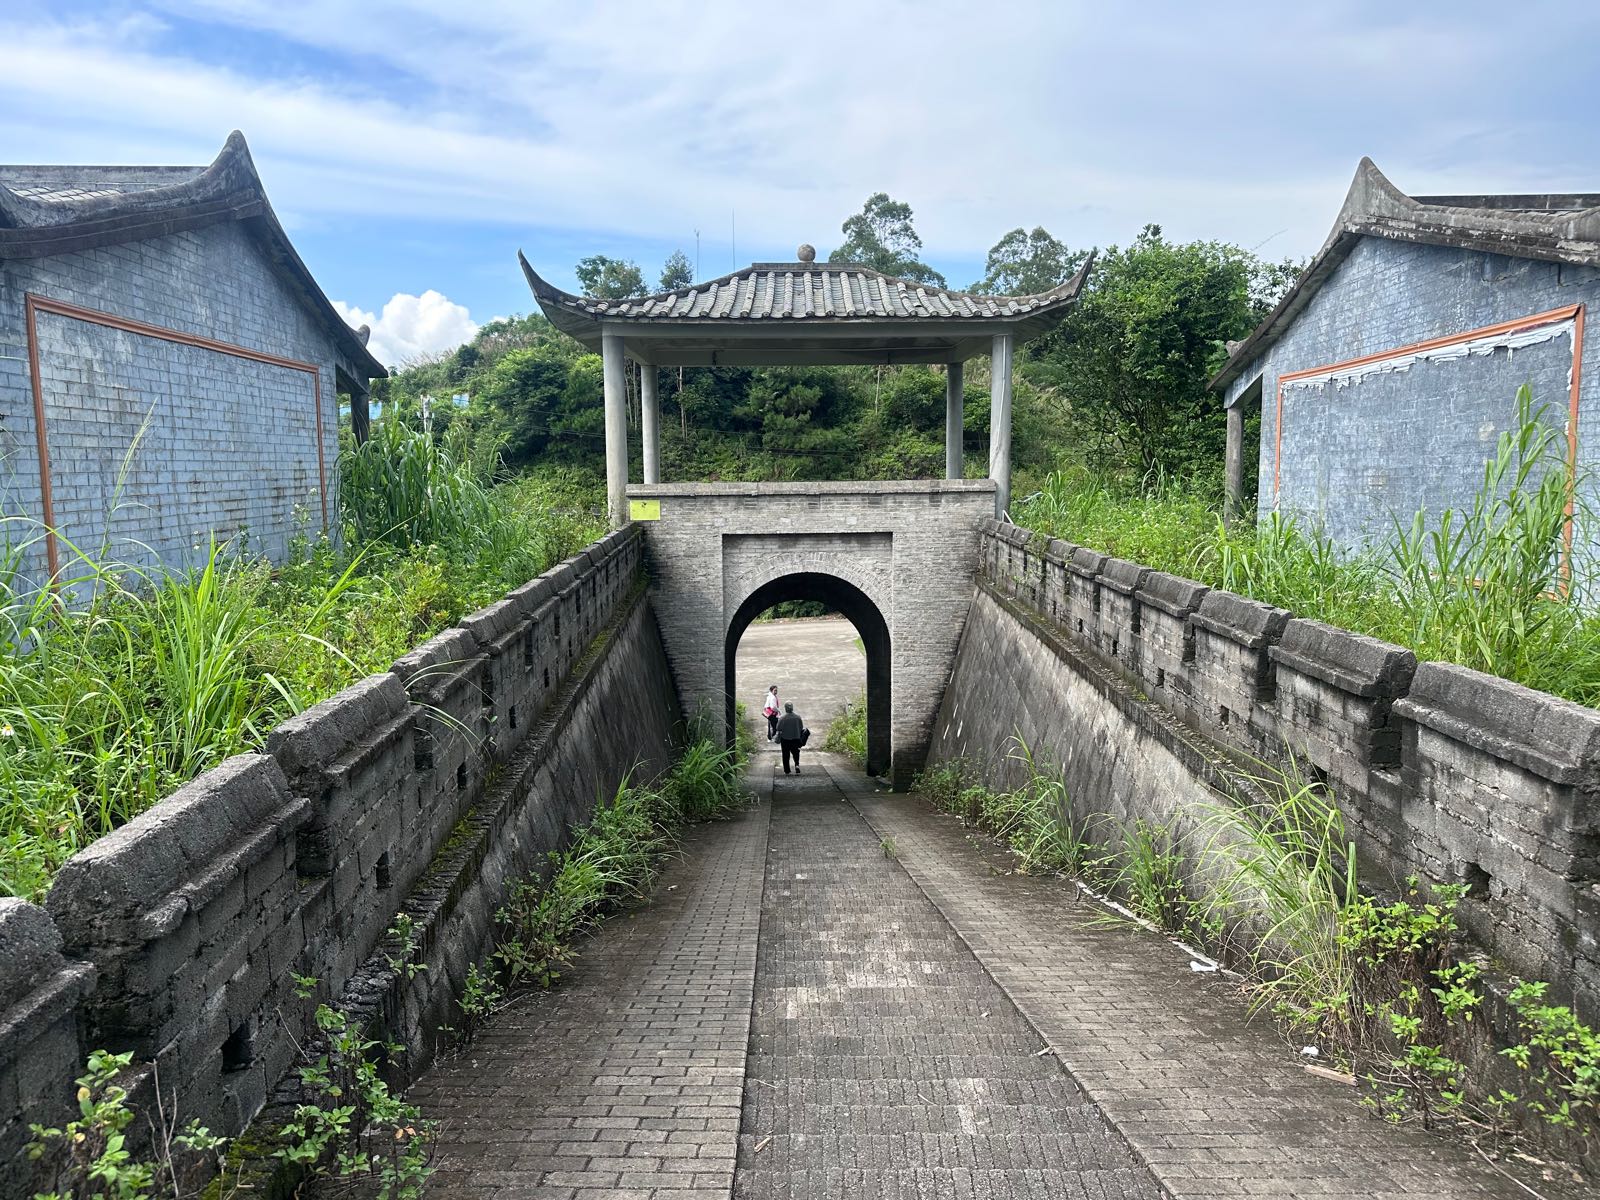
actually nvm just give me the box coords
[761,685,780,741]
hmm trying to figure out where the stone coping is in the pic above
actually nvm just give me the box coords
[625,478,997,497]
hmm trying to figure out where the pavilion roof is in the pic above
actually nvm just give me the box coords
[519,252,1092,366]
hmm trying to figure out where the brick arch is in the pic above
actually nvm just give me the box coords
[720,537,893,639]
[723,571,892,776]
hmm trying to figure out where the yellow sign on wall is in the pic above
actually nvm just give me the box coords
[629,499,661,521]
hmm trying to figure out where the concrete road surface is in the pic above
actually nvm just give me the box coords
[734,616,863,749]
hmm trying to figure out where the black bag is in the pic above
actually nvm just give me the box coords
[801,727,811,746]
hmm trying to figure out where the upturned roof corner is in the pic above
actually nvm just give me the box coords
[1212,159,1600,394]
[0,131,385,379]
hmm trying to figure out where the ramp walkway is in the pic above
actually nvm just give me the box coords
[411,754,1561,1200]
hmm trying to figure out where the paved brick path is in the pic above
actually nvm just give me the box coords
[411,798,770,1198]
[406,752,1578,1200]
[834,760,1567,1200]
[733,766,1161,1200]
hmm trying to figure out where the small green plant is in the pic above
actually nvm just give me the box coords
[27,1050,228,1200]
[277,999,432,1199]
[880,836,897,859]
[384,913,428,981]
[1502,980,1600,1130]
[454,961,504,1046]
[822,694,868,767]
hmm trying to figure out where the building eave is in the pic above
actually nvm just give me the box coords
[0,132,385,380]
[1211,158,1600,395]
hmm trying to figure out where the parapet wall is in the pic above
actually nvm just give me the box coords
[0,524,682,1194]
[935,520,1600,1016]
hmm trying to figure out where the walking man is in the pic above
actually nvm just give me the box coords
[775,702,807,775]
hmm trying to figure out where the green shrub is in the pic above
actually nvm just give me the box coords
[822,694,867,766]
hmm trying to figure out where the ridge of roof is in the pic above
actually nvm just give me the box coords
[1211,158,1600,394]
[0,132,384,379]
[517,251,1091,325]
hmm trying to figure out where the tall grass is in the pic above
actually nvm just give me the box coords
[1,452,603,900]
[1013,386,1600,706]
[494,735,749,988]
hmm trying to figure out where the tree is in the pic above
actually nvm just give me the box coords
[828,193,946,286]
[575,255,646,299]
[659,250,693,290]
[971,227,1087,295]
[1029,225,1261,480]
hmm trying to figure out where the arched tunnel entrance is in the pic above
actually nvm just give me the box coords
[724,572,891,777]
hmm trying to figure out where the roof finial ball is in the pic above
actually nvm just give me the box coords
[796,243,816,263]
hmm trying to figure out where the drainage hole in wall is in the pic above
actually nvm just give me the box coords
[510,704,518,730]
[1112,637,1120,657]
[543,667,550,688]
[1155,668,1165,688]
[1219,705,1231,726]
[1461,861,1492,898]
[1077,618,1084,634]
[456,763,468,792]
[376,850,392,890]
[221,1020,255,1072]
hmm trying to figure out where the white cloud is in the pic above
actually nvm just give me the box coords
[0,2,1596,271]
[332,291,478,368]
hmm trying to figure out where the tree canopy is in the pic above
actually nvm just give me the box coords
[575,255,646,299]
[971,227,1086,296]
[828,193,946,286]
[659,250,693,290]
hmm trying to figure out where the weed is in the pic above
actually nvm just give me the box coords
[881,836,898,859]
[822,693,868,767]
[28,1050,230,1200]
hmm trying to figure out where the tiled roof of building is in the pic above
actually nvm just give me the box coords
[519,252,1092,366]
[1212,159,1600,392]
[525,259,1087,322]
[0,133,384,378]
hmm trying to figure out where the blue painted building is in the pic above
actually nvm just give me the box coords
[1213,160,1600,576]
[0,132,384,587]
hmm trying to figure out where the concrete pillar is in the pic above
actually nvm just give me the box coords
[944,361,964,480]
[640,364,661,485]
[988,333,1014,519]
[601,331,628,528]
[1224,403,1244,527]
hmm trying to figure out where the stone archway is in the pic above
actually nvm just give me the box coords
[723,572,891,777]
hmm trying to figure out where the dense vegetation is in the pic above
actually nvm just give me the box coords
[1011,388,1600,705]
[0,430,603,899]
[375,198,1294,495]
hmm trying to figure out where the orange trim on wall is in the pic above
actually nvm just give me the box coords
[1271,304,1586,574]
[23,293,328,581]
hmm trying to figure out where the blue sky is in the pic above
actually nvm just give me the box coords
[3,1,1598,366]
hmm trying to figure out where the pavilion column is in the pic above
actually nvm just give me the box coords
[988,333,1014,519]
[944,361,964,480]
[640,363,661,485]
[601,331,629,528]
[1224,403,1245,527]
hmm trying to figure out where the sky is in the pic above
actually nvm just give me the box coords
[2,1,1598,368]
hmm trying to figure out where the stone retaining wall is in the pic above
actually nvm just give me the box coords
[935,519,1600,1017]
[0,524,681,1194]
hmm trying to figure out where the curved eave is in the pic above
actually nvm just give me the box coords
[0,132,385,380]
[1212,158,1600,394]
[518,248,1091,358]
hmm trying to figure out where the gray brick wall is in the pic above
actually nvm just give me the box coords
[0,222,363,584]
[934,521,1599,1020]
[626,479,995,788]
[1226,238,1600,572]
[0,526,680,1196]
